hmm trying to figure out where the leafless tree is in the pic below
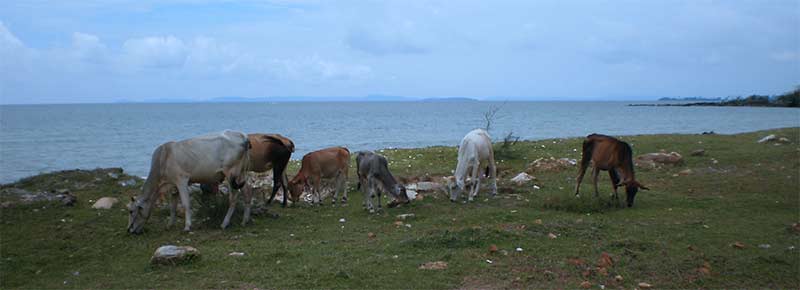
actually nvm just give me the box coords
[483,101,507,132]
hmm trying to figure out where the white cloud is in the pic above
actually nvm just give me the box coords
[121,35,188,69]
[70,32,106,62]
[0,21,23,49]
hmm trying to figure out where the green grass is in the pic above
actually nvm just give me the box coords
[2,128,799,289]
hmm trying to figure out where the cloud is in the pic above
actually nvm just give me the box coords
[121,35,188,69]
[70,32,107,62]
[0,21,23,49]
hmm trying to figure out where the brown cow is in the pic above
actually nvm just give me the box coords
[288,147,350,205]
[574,134,649,207]
[246,133,294,207]
[201,133,295,207]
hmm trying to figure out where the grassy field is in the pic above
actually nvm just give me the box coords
[1,128,798,289]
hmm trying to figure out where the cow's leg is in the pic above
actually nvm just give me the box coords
[332,172,340,206]
[311,176,322,206]
[489,163,498,197]
[221,183,239,229]
[281,172,289,207]
[469,163,481,202]
[241,184,253,226]
[609,168,621,201]
[575,161,590,197]
[591,167,600,197]
[167,187,178,228]
[367,178,376,213]
[176,180,193,232]
[339,172,348,205]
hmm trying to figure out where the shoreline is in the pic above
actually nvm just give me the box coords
[3,127,797,186]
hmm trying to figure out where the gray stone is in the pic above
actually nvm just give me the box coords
[757,134,777,143]
[415,182,441,191]
[690,149,705,156]
[92,197,118,209]
[150,245,200,265]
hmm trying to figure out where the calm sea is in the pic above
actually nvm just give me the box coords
[1,101,798,183]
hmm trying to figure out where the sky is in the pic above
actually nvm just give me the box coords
[0,0,798,104]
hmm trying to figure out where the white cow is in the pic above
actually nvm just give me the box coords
[451,129,497,202]
[127,130,251,234]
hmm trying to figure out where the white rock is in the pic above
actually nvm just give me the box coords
[405,190,418,200]
[339,218,346,223]
[396,213,416,220]
[228,252,245,256]
[92,197,119,209]
[758,134,777,143]
[415,182,441,191]
[510,172,534,185]
[150,245,200,265]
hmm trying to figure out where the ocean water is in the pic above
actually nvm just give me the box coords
[1,101,798,183]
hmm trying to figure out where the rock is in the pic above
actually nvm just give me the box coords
[415,182,442,191]
[636,152,683,166]
[92,197,119,209]
[580,281,591,289]
[758,244,771,249]
[393,221,404,227]
[405,190,418,201]
[678,169,693,176]
[534,219,543,225]
[528,157,577,172]
[107,172,119,179]
[59,191,77,206]
[415,194,424,201]
[419,261,448,270]
[510,172,535,185]
[150,245,200,265]
[339,218,346,223]
[614,275,623,282]
[228,252,245,256]
[488,244,498,253]
[396,213,415,220]
[778,137,791,143]
[548,233,557,239]
[515,247,523,252]
[758,134,777,143]
[690,149,705,156]
[638,282,652,288]
[731,241,746,249]
[367,232,376,239]
[119,179,138,187]
[597,252,613,268]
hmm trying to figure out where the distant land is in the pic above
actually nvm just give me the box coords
[658,97,722,101]
[631,88,799,108]
[113,96,480,104]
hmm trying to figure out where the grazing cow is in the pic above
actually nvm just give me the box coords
[574,133,649,207]
[245,133,294,207]
[356,151,409,213]
[127,130,251,234]
[451,129,497,202]
[288,147,350,205]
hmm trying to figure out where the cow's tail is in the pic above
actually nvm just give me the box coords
[579,137,594,172]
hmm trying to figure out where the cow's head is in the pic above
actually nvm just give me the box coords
[387,184,409,207]
[287,177,305,203]
[618,180,649,207]
[127,196,152,234]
